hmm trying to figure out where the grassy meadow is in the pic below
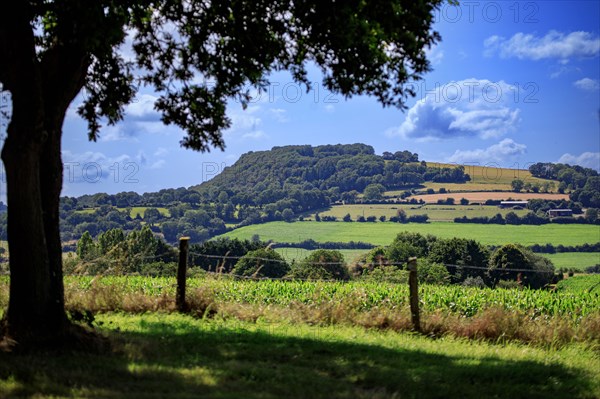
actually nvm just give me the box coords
[1,313,598,399]
[312,204,531,222]
[220,221,600,247]
[545,252,600,270]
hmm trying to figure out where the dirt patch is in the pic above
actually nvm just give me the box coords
[413,192,569,203]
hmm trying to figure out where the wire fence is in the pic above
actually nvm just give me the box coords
[0,241,558,279]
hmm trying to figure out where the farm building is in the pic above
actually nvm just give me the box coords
[547,209,573,218]
[499,200,528,209]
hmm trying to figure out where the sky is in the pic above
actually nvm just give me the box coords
[2,0,600,199]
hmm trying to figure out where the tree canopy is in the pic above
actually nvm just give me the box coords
[0,0,445,347]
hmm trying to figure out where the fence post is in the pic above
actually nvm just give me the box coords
[176,237,190,312]
[407,257,420,332]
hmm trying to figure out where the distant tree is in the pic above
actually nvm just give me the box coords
[379,215,387,222]
[288,250,349,280]
[232,248,289,279]
[460,198,469,205]
[343,213,352,222]
[585,208,599,223]
[488,244,554,289]
[511,179,524,192]
[76,231,96,261]
[363,184,386,201]
[282,208,295,222]
[143,208,162,224]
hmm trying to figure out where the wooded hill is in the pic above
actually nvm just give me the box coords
[191,143,470,206]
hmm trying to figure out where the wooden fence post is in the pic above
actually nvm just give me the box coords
[176,237,190,312]
[407,257,420,332]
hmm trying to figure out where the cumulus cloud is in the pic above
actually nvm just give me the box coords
[126,94,160,119]
[558,152,600,171]
[484,31,600,60]
[573,78,600,91]
[448,139,527,164]
[387,79,521,140]
[62,150,136,182]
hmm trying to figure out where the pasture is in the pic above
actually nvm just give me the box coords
[544,252,600,271]
[312,204,531,222]
[220,221,600,247]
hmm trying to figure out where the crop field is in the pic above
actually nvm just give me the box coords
[557,274,600,294]
[1,275,599,397]
[312,204,531,222]
[544,252,600,270]
[423,163,557,192]
[221,221,600,247]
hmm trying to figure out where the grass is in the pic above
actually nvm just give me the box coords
[0,313,598,399]
[557,274,600,294]
[313,204,531,222]
[220,221,600,247]
[544,253,600,271]
[128,207,170,219]
[274,248,368,263]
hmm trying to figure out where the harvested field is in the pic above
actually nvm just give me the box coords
[412,192,569,203]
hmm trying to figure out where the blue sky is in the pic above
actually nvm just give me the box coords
[5,1,600,198]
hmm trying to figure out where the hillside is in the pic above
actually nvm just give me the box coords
[192,143,471,204]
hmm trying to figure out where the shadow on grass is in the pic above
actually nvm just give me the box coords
[0,319,594,399]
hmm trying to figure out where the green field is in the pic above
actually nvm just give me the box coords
[275,248,368,263]
[544,252,600,270]
[557,274,600,294]
[220,221,600,247]
[1,313,598,399]
[129,206,170,219]
[313,204,530,222]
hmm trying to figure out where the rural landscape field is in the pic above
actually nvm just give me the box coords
[1,1,599,399]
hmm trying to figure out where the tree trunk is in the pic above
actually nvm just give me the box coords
[0,94,66,343]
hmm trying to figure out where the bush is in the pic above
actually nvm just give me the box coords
[417,259,450,285]
[360,265,408,284]
[462,276,486,288]
[288,249,350,280]
[232,248,290,278]
[489,244,554,289]
[585,264,600,274]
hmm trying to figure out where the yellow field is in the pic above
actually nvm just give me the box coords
[386,163,558,195]
[413,192,568,204]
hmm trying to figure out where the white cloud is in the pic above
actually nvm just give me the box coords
[62,150,136,182]
[425,45,444,66]
[269,108,289,122]
[150,160,166,169]
[242,130,267,140]
[484,31,600,61]
[324,104,335,113]
[558,152,600,171]
[387,79,521,141]
[448,139,527,164]
[126,93,159,119]
[154,147,169,157]
[573,78,600,91]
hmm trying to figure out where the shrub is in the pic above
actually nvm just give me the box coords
[417,259,451,285]
[232,248,290,278]
[288,249,350,280]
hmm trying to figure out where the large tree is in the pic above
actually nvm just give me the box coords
[0,0,443,347]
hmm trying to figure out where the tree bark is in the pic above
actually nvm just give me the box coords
[0,5,89,347]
